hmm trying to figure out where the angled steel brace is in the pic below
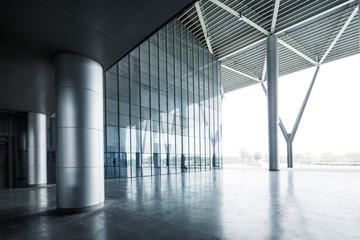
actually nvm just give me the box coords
[209,0,269,35]
[290,65,320,142]
[241,15,269,35]
[208,0,239,17]
[278,39,317,65]
[221,64,260,83]
[279,119,289,142]
[319,6,358,64]
[261,81,268,97]
[195,1,213,54]
[270,0,281,34]
[219,38,266,61]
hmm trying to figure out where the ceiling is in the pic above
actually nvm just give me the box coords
[0,0,195,115]
[179,0,359,93]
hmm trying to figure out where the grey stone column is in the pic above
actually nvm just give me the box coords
[266,35,279,171]
[27,112,47,186]
[55,54,104,212]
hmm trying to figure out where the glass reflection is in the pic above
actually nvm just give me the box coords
[104,18,222,179]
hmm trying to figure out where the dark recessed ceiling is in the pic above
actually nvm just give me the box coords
[0,0,195,115]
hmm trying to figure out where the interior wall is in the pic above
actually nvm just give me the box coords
[0,112,27,188]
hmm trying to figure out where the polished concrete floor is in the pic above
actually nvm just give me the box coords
[1,168,360,239]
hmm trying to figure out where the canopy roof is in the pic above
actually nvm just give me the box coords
[179,0,359,93]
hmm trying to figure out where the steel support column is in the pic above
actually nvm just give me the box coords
[55,54,104,212]
[266,35,279,171]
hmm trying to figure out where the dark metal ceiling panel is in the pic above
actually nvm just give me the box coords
[0,0,195,115]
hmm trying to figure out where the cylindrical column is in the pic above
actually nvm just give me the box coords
[27,112,47,186]
[55,54,104,212]
[266,35,279,171]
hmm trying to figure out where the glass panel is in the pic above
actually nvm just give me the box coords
[120,152,128,178]
[106,99,118,113]
[130,81,140,105]
[169,154,176,174]
[161,153,168,175]
[106,72,117,100]
[107,153,119,179]
[131,128,141,153]
[119,76,129,103]
[153,153,161,176]
[141,84,150,108]
[142,130,151,153]
[160,131,167,153]
[118,56,129,78]
[151,88,159,110]
[107,126,119,152]
[176,154,182,173]
[142,153,151,176]
[131,153,142,177]
[120,102,129,115]
[106,112,118,126]
[119,127,130,152]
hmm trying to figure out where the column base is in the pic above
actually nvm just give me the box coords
[28,183,47,187]
[269,169,279,171]
[57,202,104,214]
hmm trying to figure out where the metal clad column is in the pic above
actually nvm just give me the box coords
[27,112,47,186]
[55,54,104,212]
[266,35,279,171]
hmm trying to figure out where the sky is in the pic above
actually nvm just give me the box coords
[222,54,360,156]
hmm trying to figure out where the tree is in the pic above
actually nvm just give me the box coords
[239,148,253,163]
[320,152,337,162]
[345,152,360,162]
[253,152,262,163]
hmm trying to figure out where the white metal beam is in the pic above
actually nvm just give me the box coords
[319,6,358,64]
[242,15,269,35]
[219,0,356,61]
[270,0,281,34]
[195,2,213,54]
[209,0,269,35]
[208,0,239,17]
[221,65,261,82]
[278,39,317,65]
[219,38,266,61]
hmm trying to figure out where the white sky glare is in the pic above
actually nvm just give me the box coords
[222,54,360,156]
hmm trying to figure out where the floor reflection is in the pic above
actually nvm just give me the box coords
[1,168,360,239]
[269,171,283,240]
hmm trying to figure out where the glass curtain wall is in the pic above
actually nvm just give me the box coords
[104,19,222,179]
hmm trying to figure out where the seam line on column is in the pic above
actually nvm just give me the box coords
[57,127,104,131]
[58,86,103,95]
[57,166,104,169]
